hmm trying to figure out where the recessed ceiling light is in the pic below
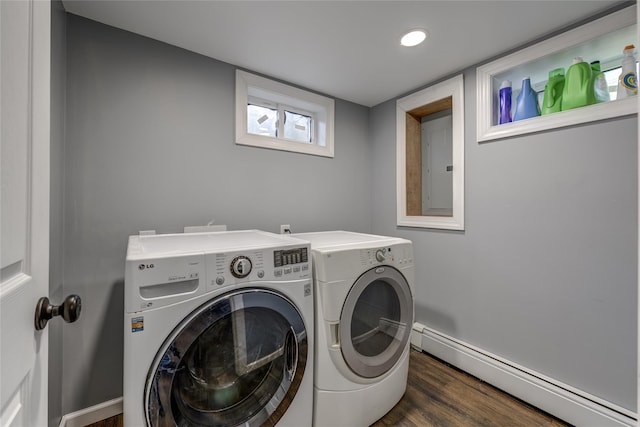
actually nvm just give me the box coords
[400,30,427,47]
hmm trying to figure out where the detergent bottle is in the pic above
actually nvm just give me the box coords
[617,45,637,99]
[561,57,595,111]
[498,80,512,124]
[591,61,610,103]
[513,77,540,121]
[541,68,565,115]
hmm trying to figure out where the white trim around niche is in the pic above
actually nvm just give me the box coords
[396,74,465,230]
[476,5,638,143]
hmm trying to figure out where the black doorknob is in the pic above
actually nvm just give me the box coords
[34,294,82,331]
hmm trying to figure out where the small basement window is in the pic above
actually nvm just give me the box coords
[236,70,334,158]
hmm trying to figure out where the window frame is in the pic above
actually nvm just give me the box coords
[236,70,335,158]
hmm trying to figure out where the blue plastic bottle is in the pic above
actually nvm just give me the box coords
[498,80,512,124]
[513,77,540,121]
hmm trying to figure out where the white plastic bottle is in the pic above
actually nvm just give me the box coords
[617,44,637,99]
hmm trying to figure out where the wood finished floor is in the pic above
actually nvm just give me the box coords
[372,350,569,427]
[88,350,569,427]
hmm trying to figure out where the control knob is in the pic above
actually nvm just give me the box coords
[230,256,252,278]
[375,249,386,262]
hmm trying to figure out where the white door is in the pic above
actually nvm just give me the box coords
[1,1,51,426]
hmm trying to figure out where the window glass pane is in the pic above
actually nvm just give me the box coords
[350,280,401,357]
[284,110,312,143]
[248,104,277,137]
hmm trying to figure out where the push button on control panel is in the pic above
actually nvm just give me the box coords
[215,276,225,286]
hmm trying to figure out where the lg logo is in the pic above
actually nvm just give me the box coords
[138,263,155,270]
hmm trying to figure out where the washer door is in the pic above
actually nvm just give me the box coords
[339,266,413,378]
[146,289,308,427]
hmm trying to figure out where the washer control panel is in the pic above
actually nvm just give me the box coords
[273,247,309,278]
[207,245,311,288]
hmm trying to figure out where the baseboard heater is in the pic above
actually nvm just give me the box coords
[411,322,636,427]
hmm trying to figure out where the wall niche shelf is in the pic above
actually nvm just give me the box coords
[476,5,638,143]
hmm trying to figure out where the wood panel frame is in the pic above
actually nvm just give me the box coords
[405,97,452,216]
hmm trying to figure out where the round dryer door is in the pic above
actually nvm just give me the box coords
[145,289,308,427]
[340,266,413,378]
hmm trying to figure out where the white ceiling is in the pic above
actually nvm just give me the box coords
[62,0,622,107]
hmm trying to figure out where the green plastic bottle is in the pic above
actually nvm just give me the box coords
[561,57,596,111]
[541,68,565,115]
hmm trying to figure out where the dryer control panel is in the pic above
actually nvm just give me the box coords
[360,244,414,268]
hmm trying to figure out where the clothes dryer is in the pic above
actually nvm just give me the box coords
[292,231,414,427]
[123,230,314,427]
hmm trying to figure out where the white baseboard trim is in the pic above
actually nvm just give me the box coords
[59,397,122,427]
[411,323,636,427]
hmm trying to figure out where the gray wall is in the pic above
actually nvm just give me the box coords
[49,1,66,426]
[56,5,636,419]
[62,14,372,414]
[371,71,637,410]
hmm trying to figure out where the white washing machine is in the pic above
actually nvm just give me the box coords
[292,231,414,427]
[123,230,314,427]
